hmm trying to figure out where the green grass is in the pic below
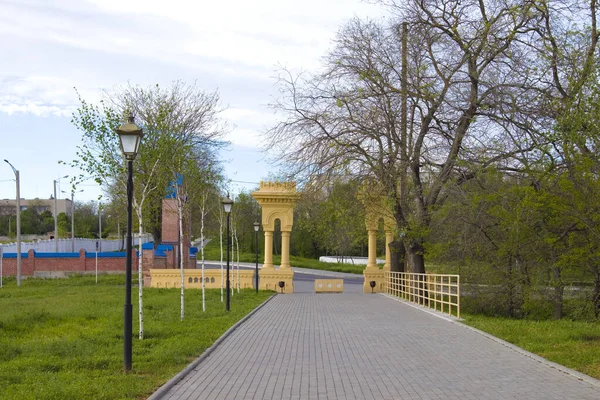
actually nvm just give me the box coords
[463,313,600,380]
[0,275,273,400]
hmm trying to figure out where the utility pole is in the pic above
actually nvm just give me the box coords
[4,160,21,286]
[98,202,102,252]
[54,180,58,252]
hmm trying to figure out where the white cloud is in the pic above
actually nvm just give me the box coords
[0,75,101,117]
[0,0,386,142]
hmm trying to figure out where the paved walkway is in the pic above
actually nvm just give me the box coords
[154,293,600,400]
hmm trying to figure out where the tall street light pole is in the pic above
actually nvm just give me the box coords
[116,114,144,372]
[54,175,68,252]
[254,221,260,293]
[222,195,233,311]
[4,160,21,286]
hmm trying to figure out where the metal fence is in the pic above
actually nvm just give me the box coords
[385,271,460,318]
[0,234,153,253]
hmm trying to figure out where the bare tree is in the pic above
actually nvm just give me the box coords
[266,0,561,272]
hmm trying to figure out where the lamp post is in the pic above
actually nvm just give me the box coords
[54,175,68,252]
[63,189,83,252]
[222,195,233,311]
[115,114,144,372]
[253,221,260,293]
[4,160,21,286]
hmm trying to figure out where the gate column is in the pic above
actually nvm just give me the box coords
[366,229,378,270]
[384,230,393,271]
[263,230,274,270]
[252,182,300,293]
[281,231,291,269]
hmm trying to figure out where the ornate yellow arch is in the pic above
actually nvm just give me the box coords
[252,181,300,293]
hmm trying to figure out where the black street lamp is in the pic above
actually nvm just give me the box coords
[115,114,144,372]
[253,221,260,293]
[222,195,233,311]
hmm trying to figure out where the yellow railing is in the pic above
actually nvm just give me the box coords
[385,271,460,318]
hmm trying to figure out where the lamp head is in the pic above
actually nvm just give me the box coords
[115,113,144,161]
[253,221,260,232]
[222,194,233,214]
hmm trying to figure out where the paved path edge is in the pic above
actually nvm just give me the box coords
[383,293,600,389]
[147,294,278,400]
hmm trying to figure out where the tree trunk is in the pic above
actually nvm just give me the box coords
[389,240,405,272]
[506,261,514,318]
[200,200,206,313]
[138,213,144,340]
[552,266,564,320]
[219,209,224,303]
[408,240,426,274]
[593,274,600,319]
[407,239,427,305]
[177,190,185,321]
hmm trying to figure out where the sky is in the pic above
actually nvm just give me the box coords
[0,0,386,202]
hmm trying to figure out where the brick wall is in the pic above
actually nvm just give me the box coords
[0,249,196,284]
[0,249,139,277]
[161,199,179,243]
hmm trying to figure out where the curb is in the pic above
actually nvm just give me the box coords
[383,294,600,389]
[147,294,277,400]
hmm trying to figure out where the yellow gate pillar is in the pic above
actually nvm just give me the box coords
[252,182,300,293]
[263,230,274,270]
[384,230,394,271]
[362,212,386,293]
[281,231,291,269]
[366,229,378,269]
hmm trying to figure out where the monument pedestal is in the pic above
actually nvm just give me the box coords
[363,268,386,293]
[259,267,294,293]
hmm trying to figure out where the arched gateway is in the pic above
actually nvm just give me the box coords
[252,181,300,293]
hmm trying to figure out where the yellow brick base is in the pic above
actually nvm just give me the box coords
[315,279,344,293]
[363,269,386,293]
[260,268,294,293]
[149,268,255,289]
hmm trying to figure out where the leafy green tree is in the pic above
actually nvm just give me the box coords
[68,81,227,336]
[20,208,40,235]
[40,210,56,236]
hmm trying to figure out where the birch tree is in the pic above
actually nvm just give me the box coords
[69,81,227,331]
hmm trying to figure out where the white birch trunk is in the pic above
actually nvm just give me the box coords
[219,207,224,303]
[177,186,185,321]
[130,158,158,340]
[138,212,144,340]
[200,198,206,312]
[230,215,235,297]
[234,227,240,293]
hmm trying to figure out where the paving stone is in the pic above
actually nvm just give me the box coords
[158,292,600,400]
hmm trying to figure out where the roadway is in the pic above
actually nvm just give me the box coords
[197,261,364,293]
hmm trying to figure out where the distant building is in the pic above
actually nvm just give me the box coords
[0,198,73,217]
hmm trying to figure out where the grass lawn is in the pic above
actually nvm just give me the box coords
[463,314,600,380]
[0,275,273,400]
